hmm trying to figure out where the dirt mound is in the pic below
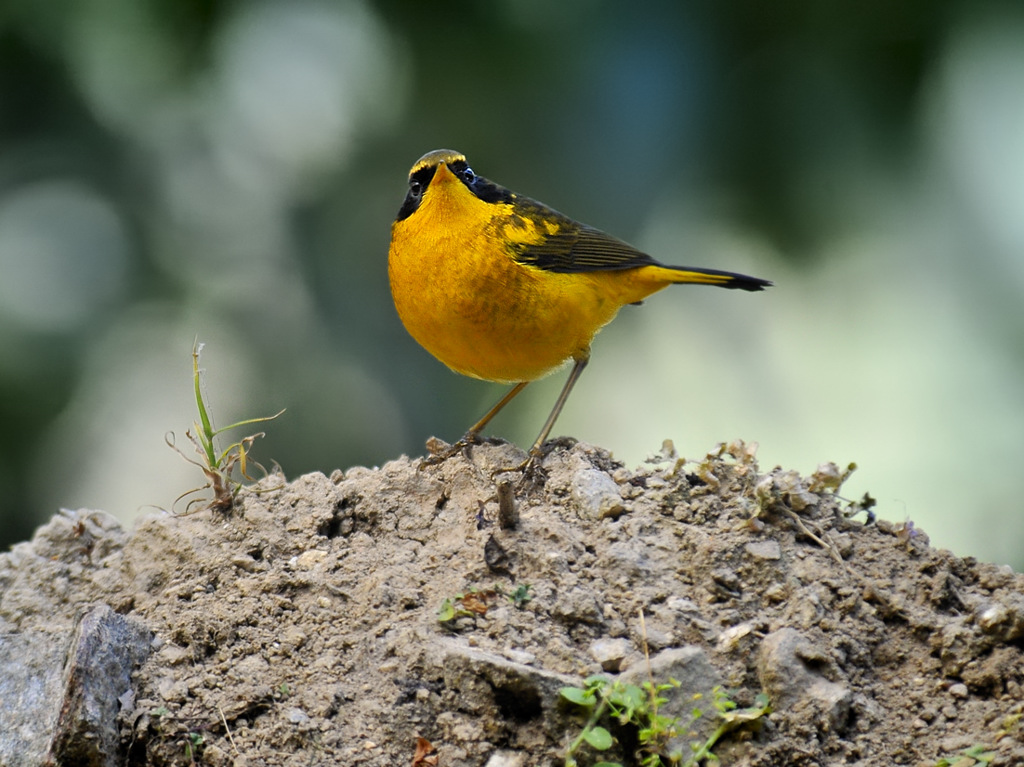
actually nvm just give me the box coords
[2,439,1023,766]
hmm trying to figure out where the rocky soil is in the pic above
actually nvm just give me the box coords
[2,438,1024,766]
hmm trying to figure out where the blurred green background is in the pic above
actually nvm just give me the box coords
[2,0,1023,567]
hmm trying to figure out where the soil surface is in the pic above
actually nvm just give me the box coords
[2,438,1024,766]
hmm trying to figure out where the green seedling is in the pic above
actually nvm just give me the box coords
[506,583,534,609]
[437,587,498,624]
[560,680,769,767]
[147,705,210,766]
[560,675,683,767]
[687,687,770,766]
[183,731,204,765]
[438,584,533,626]
[933,744,996,766]
[168,340,284,514]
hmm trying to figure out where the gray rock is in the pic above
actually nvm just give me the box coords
[48,604,153,766]
[439,640,578,731]
[619,645,720,697]
[745,540,782,561]
[0,629,69,766]
[589,638,632,672]
[757,627,852,732]
[483,750,527,767]
[286,707,310,725]
[975,593,1024,642]
[619,646,723,750]
[570,463,625,520]
[0,604,151,767]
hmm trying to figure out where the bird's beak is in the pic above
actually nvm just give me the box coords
[431,162,457,187]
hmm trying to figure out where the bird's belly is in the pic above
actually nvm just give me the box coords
[390,237,620,383]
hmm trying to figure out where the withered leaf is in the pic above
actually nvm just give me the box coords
[412,736,438,766]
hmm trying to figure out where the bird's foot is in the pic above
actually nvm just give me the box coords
[418,433,481,469]
[489,448,546,487]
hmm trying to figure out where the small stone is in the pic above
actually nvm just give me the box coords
[283,628,307,650]
[718,621,755,650]
[639,626,674,652]
[665,596,700,613]
[589,638,632,672]
[975,595,1024,642]
[745,540,782,560]
[286,707,310,725]
[569,463,626,520]
[709,568,742,598]
[158,678,189,703]
[230,554,258,572]
[502,648,536,666]
[439,639,579,725]
[976,603,1009,632]
[296,549,328,569]
[620,646,722,753]
[949,683,968,699]
[201,743,230,767]
[764,584,788,603]
[484,750,527,767]
[758,628,852,732]
[977,564,1014,590]
[160,644,190,666]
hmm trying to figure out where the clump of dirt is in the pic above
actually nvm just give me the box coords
[2,439,1024,766]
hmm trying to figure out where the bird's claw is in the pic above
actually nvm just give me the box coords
[489,450,545,486]
[418,433,481,469]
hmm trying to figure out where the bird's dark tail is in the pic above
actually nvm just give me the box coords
[658,264,772,292]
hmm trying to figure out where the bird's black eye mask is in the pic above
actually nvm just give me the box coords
[395,160,515,222]
[396,165,436,221]
[449,160,515,205]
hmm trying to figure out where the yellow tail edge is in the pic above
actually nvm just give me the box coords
[655,265,772,292]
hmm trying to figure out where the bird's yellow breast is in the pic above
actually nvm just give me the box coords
[388,164,669,383]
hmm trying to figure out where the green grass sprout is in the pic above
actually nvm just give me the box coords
[167,340,284,515]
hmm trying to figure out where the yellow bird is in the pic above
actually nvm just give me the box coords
[388,149,771,465]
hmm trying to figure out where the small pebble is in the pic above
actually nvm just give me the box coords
[502,648,536,666]
[589,638,631,672]
[230,554,258,572]
[286,707,309,725]
[296,550,327,569]
[949,683,968,699]
[745,540,781,561]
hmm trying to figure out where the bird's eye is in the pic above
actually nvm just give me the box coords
[409,179,423,197]
[461,167,476,184]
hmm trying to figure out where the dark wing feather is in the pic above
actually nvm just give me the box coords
[505,195,772,292]
[509,197,658,274]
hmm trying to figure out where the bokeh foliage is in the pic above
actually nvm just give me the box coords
[2,0,1023,566]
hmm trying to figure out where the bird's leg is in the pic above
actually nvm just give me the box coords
[490,354,590,480]
[420,381,530,468]
[528,355,589,458]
